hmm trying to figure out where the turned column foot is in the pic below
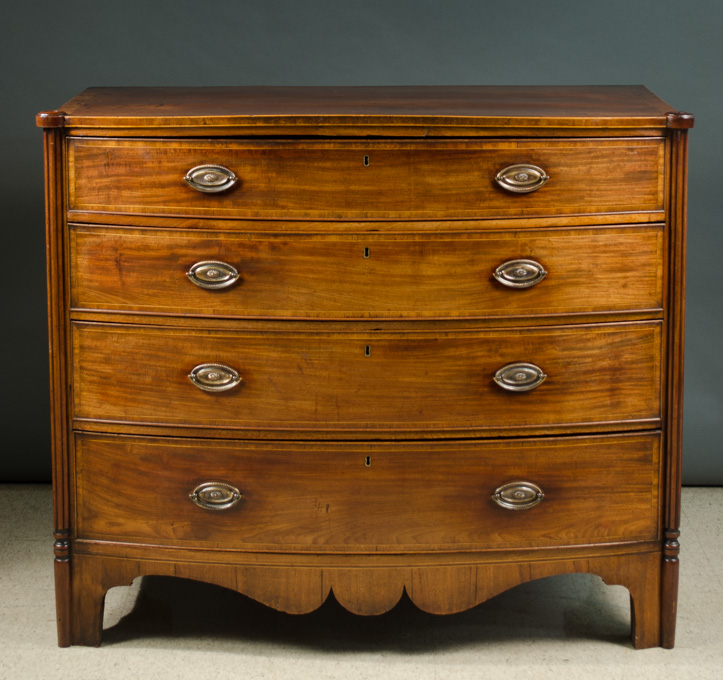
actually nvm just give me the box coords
[661,529,681,649]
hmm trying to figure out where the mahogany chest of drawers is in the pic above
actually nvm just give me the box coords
[38,86,692,648]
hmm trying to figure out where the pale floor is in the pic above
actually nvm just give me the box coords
[0,485,721,680]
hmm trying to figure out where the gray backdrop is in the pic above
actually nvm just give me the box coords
[1,0,720,482]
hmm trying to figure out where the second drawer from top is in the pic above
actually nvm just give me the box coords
[70,225,663,320]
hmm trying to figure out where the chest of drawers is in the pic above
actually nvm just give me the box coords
[38,86,692,649]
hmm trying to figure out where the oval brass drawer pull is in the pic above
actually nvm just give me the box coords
[184,164,238,193]
[493,259,547,288]
[495,164,549,193]
[189,482,243,510]
[494,362,546,392]
[187,260,240,290]
[189,363,242,392]
[492,481,544,510]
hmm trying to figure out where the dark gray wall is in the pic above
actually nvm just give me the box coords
[1,0,720,482]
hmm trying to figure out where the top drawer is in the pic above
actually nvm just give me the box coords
[67,138,665,220]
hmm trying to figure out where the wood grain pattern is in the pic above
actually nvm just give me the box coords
[64,126,669,139]
[71,322,661,434]
[74,432,660,550]
[67,138,665,219]
[55,85,676,133]
[67,212,668,231]
[40,86,691,649]
[43,126,72,648]
[69,225,663,319]
[67,549,665,648]
[660,128,690,648]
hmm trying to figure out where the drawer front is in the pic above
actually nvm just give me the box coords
[70,226,663,319]
[74,432,660,550]
[72,322,661,434]
[67,138,664,219]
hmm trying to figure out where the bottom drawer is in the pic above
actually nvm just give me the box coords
[75,432,660,551]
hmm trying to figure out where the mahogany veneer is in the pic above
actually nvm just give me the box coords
[67,138,664,219]
[75,433,660,549]
[70,225,663,319]
[71,322,661,435]
[39,86,691,649]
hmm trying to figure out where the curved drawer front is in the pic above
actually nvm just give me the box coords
[70,225,663,319]
[72,322,661,434]
[75,432,660,551]
[67,138,664,219]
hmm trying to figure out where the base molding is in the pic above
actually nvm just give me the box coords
[65,547,667,648]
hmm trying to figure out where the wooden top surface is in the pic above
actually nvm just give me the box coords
[37,86,691,130]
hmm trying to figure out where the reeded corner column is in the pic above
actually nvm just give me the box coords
[38,110,72,647]
[661,111,693,649]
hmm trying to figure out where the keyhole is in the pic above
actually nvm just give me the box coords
[365,345,371,357]
[365,456,371,467]
[363,155,370,166]
[364,247,370,258]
